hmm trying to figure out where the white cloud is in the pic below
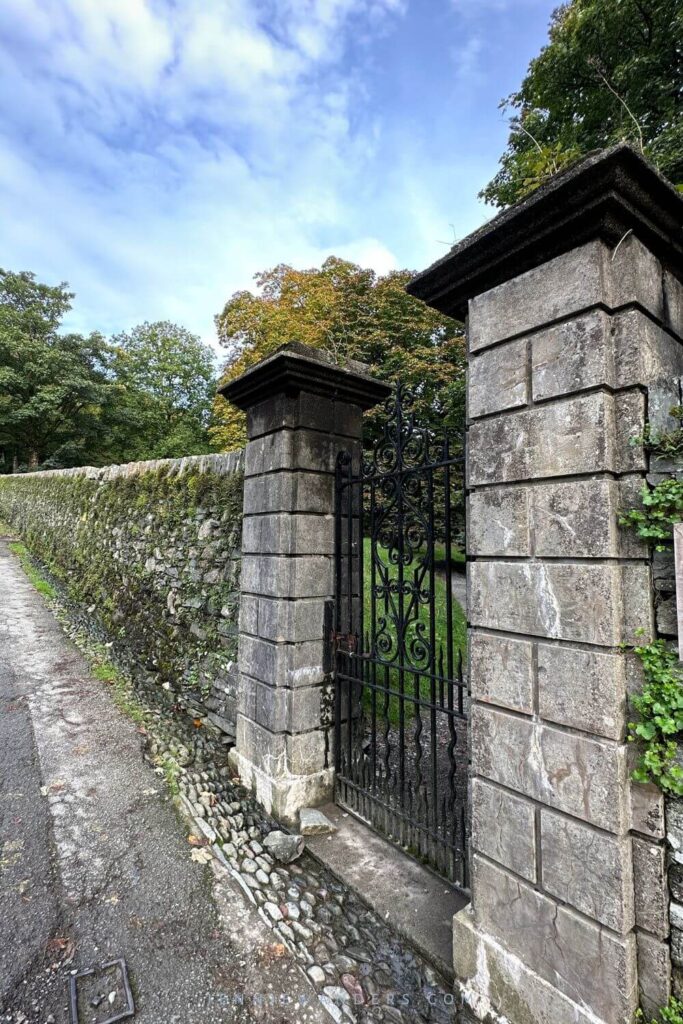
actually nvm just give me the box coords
[0,0,410,352]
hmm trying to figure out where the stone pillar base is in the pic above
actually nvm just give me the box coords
[453,907,605,1024]
[229,747,334,825]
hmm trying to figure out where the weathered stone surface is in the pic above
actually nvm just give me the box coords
[467,486,530,557]
[540,810,634,931]
[263,830,305,863]
[472,704,630,831]
[246,392,362,442]
[236,713,328,777]
[244,472,334,515]
[531,309,611,401]
[469,561,651,645]
[471,779,536,881]
[614,390,647,472]
[242,513,335,556]
[300,808,337,835]
[469,392,614,486]
[469,632,533,714]
[239,595,327,644]
[241,554,333,599]
[631,781,665,840]
[468,338,527,418]
[604,233,663,319]
[632,836,669,939]
[637,930,672,1019]
[667,799,683,864]
[663,269,683,339]
[529,479,620,559]
[468,241,607,351]
[613,307,683,389]
[453,904,609,1024]
[239,676,327,733]
[471,856,637,1023]
[244,430,342,477]
[239,634,325,688]
[537,644,626,739]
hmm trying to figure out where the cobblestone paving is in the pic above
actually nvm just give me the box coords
[145,709,460,1024]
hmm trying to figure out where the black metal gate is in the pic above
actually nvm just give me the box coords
[332,386,469,891]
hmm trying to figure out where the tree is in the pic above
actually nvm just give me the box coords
[108,321,217,461]
[211,257,465,451]
[0,269,114,471]
[482,0,683,207]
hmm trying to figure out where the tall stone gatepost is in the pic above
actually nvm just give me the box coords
[219,343,390,824]
[408,145,683,1024]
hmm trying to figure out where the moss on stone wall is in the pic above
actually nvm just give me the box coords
[0,453,244,734]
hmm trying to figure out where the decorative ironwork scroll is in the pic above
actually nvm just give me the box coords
[333,385,469,890]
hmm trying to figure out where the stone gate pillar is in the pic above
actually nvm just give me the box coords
[408,146,683,1024]
[219,343,390,824]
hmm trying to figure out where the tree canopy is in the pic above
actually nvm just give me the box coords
[0,271,218,472]
[211,257,465,451]
[108,322,217,461]
[482,0,682,207]
[0,270,114,471]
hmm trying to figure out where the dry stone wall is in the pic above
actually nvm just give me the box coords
[0,452,244,736]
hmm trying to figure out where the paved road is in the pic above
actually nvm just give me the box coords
[0,539,327,1024]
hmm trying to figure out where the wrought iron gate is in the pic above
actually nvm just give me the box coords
[332,386,469,890]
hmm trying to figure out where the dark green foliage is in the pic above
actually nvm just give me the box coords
[0,463,243,701]
[629,640,683,795]
[619,478,683,549]
[483,0,683,207]
[107,321,218,461]
[0,269,219,472]
[0,269,116,471]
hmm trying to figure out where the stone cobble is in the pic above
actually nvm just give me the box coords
[145,707,459,1024]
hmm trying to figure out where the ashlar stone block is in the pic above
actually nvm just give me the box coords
[529,479,619,559]
[469,631,534,714]
[239,594,327,643]
[468,241,607,351]
[632,836,669,940]
[468,236,664,352]
[472,704,630,832]
[469,561,651,645]
[241,554,333,598]
[540,809,634,932]
[637,931,672,1019]
[468,338,528,418]
[537,644,626,740]
[242,512,335,556]
[238,634,326,688]
[471,855,637,1023]
[468,391,620,486]
[453,904,610,1024]
[243,472,334,515]
[531,309,611,401]
[467,485,530,557]
[471,778,536,881]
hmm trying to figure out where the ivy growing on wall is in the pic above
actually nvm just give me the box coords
[620,403,683,794]
[629,639,683,795]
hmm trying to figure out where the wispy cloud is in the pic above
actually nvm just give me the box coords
[0,0,405,348]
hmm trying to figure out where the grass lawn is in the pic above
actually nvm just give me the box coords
[355,537,467,722]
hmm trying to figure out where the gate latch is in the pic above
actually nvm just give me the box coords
[330,630,357,654]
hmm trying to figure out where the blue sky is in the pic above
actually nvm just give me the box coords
[0,0,557,354]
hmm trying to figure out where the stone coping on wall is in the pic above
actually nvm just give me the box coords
[407,143,683,319]
[4,450,244,482]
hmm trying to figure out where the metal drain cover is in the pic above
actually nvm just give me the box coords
[69,958,135,1024]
